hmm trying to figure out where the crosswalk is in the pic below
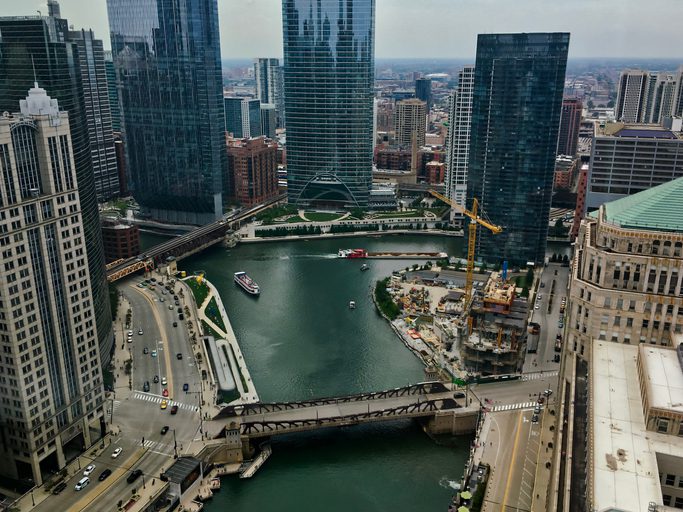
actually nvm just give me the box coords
[142,439,174,455]
[492,401,536,412]
[112,400,121,413]
[521,370,559,381]
[132,392,198,412]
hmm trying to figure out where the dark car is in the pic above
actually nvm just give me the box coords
[98,469,112,481]
[173,295,178,300]
[178,313,184,320]
[173,322,178,328]
[160,426,169,435]
[143,347,149,354]
[177,307,182,313]
[554,354,561,363]
[143,381,150,392]
[52,482,67,495]
[183,383,189,392]
[126,469,143,484]
[170,405,178,415]
[176,353,182,360]
[153,375,159,383]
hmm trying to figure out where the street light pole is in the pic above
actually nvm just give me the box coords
[173,429,178,459]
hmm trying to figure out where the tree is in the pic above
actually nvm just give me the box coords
[587,99,595,110]
[525,267,534,286]
[562,254,569,264]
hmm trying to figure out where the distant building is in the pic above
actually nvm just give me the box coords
[445,65,475,208]
[425,161,445,184]
[224,97,244,137]
[224,97,262,139]
[394,98,427,147]
[615,69,650,122]
[114,135,127,196]
[466,33,570,265]
[615,68,683,123]
[101,219,140,262]
[283,0,374,208]
[553,155,577,190]
[586,122,683,209]
[0,85,105,485]
[254,58,284,128]
[557,98,582,156]
[104,51,121,132]
[227,137,278,207]
[415,77,432,112]
[570,164,588,240]
[260,103,277,139]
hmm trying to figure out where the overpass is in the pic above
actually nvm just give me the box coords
[209,382,474,440]
[106,194,285,282]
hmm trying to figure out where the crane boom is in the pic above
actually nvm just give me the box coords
[428,190,502,234]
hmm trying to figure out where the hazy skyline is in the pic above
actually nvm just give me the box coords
[3,0,682,59]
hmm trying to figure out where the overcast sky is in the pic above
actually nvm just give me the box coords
[4,0,682,59]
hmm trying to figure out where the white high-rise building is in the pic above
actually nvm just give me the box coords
[254,58,284,128]
[616,68,683,124]
[0,85,105,485]
[445,65,475,210]
[615,69,649,123]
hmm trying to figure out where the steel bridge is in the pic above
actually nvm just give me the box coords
[211,382,464,439]
[106,194,285,283]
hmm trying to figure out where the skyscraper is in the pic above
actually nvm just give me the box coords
[466,33,570,264]
[394,98,427,147]
[445,65,475,208]
[254,57,284,127]
[0,85,105,485]
[282,0,375,208]
[415,77,432,112]
[616,69,683,124]
[260,103,277,139]
[0,14,113,369]
[224,97,262,139]
[104,51,121,132]
[557,98,582,156]
[107,0,225,225]
[68,28,120,201]
[615,69,651,123]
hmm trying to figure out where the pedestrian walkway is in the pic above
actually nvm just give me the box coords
[142,439,175,456]
[131,392,198,411]
[521,370,559,381]
[112,400,121,413]
[491,401,536,412]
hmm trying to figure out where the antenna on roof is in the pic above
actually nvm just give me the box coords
[30,55,38,88]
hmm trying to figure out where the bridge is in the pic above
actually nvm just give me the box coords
[209,382,474,440]
[106,194,285,282]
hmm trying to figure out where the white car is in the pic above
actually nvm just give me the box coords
[161,377,167,386]
[138,329,143,335]
[534,304,540,310]
[127,330,133,336]
[83,464,96,476]
[111,447,123,458]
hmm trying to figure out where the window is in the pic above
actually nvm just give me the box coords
[674,496,683,508]
[658,418,669,433]
[665,474,676,486]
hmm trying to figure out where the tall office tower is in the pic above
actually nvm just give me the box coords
[415,77,432,112]
[224,97,245,137]
[260,103,277,139]
[394,98,427,147]
[445,65,474,208]
[107,0,225,225]
[643,73,679,124]
[254,58,284,127]
[615,69,650,122]
[283,0,375,208]
[224,97,262,138]
[104,51,121,132]
[0,14,113,370]
[466,33,569,265]
[676,67,683,117]
[68,28,120,201]
[556,98,582,156]
[0,85,106,485]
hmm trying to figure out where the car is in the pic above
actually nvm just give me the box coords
[143,347,149,354]
[176,353,182,360]
[534,304,540,310]
[150,277,156,282]
[128,330,133,336]
[537,294,542,301]
[534,405,542,414]
[98,469,112,481]
[161,377,167,386]
[170,405,178,415]
[127,336,133,344]
[540,282,545,288]
[75,477,90,491]
[161,290,166,295]
[175,301,180,306]
[173,322,178,327]
[544,389,553,397]
[160,297,165,302]
[537,396,545,405]
[143,381,150,392]
[178,313,184,320]
[126,469,143,484]
[162,388,169,397]
[168,304,174,310]
[52,482,67,495]
[531,414,539,423]
[153,375,159,383]
[160,426,169,435]
[176,307,182,313]
[111,447,123,458]
[137,283,144,288]
[558,322,564,329]
[138,329,143,335]
[554,354,561,363]
[173,295,178,300]
[151,350,157,358]
[160,400,168,410]
[183,383,189,392]
[83,464,96,476]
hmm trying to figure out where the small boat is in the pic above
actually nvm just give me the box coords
[338,248,367,259]
[234,272,260,295]
[349,301,356,309]
[360,264,369,271]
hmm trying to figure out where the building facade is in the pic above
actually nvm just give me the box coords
[68,28,120,201]
[557,98,582,156]
[104,51,121,132]
[101,220,140,262]
[0,86,105,485]
[615,68,683,123]
[415,77,432,112]
[466,33,569,264]
[107,0,225,224]
[615,69,650,122]
[445,65,474,208]
[586,122,683,210]
[227,138,279,207]
[282,0,375,208]
[254,58,284,128]
[260,103,277,139]
[394,98,426,147]
[0,14,113,370]
[224,97,262,139]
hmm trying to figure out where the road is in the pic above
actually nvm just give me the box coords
[524,263,570,374]
[34,277,203,511]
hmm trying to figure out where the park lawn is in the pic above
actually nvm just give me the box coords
[186,277,210,307]
[286,215,308,223]
[204,297,227,333]
[374,210,423,218]
[304,211,345,222]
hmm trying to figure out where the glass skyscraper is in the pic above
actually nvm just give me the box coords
[107,0,225,224]
[282,0,375,208]
[466,33,569,265]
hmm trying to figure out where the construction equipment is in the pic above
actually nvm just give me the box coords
[428,190,503,303]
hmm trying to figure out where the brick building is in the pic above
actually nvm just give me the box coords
[227,137,278,207]
[101,220,140,262]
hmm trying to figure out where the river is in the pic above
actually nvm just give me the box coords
[141,233,472,511]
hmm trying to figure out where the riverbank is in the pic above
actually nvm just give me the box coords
[240,228,463,244]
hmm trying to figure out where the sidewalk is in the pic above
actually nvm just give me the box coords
[531,401,557,511]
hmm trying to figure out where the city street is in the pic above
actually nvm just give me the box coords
[524,263,571,373]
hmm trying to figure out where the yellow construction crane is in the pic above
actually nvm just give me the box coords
[428,190,503,302]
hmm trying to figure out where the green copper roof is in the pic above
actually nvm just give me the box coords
[590,177,683,233]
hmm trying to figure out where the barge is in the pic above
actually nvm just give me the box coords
[338,248,447,260]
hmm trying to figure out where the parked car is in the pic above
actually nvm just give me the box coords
[52,482,67,495]
[83,464,96,476]
[98,469,112,481]
[112,447,123,458]
[178,313,184,320]
[126,469,143,484]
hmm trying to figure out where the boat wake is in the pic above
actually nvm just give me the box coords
[438,476,461,491]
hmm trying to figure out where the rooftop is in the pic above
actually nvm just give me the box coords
[590,176,683,233]
[162,457,201,484]
[591,341,683,512]
[596,121,682,139]
[640,344,683,415]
